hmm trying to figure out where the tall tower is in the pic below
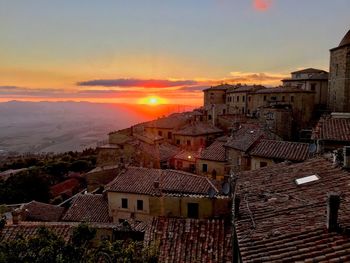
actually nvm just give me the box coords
[328,30,350,112]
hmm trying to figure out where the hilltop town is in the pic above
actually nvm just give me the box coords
[1,29,350,262]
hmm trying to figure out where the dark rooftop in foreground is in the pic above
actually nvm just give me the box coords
[235,158,350,262]
[21,201,65,222]
[144,217,232,263]
[62,194,110,223]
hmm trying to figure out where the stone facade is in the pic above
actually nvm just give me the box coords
[282,68,328,106]
[328,31,350,112]
[107,191,230,222]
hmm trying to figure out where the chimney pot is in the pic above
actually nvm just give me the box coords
[327,193,340,232]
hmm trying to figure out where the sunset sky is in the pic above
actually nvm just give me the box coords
[1,0,349,106]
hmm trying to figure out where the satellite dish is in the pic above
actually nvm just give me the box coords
[309,143,317,154]
[222,182,230,195]
[208,187,216,198]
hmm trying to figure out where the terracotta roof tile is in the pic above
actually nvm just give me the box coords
[21,201,65,222]
[62,194,110,223]
[105,167,220,196]
[173,122,223,136]
[199,140,226,162]
[249,140,310,161]
[50,178,81,197]
[144,114,189,129]
[235,158,350,262]
[144,217,232,263]
[254,86,314,94]
[312,117,350,141]
[225,124,278,152]
[291,68,328,74]
[0,223,74,242]
[173,150,201,161]
[139,142,180,162]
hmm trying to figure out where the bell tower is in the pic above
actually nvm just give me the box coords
[328,30,350,112]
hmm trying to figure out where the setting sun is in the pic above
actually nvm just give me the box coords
[138,96,168,105]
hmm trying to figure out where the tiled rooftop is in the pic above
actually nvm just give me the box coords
[144,114,189,129]
[105,167,221,196]
[249,139,310,162]
[62,194,110,223]
[254,86,314,94]
[225,124,278,152]
[50,178,80,197]
[226,85,265,93]
[21,201,65,222]
[1,223,74,242]
[199,140,226,162]
[173,150,201,161]
[235,158,350,262]
[144,217,232,263]
[1,221,148,242]
[203,84,232,91]
[173,122,223,136]
[291,68,328,74]
[139,141,179,162]
[312,117,350,141]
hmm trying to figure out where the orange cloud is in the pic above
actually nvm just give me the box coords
[253,0,272,11]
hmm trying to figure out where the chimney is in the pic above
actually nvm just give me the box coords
[343,146,350,169]
[234,196,241,218]
[327,193,340,232]
[153,180,160,189]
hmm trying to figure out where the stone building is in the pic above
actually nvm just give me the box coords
[249,87,315,129]
[104,167,231,222]
[328,29,350,112]
[203,84,230,108]
[196,137,228,180]
[172,122,223,151]
[282,68,328,107]
[226,85,265,115]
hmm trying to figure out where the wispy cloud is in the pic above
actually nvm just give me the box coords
[253,0,273,11]
[0,86,64,97]
[77,78,198,88]
[226,71,285,84]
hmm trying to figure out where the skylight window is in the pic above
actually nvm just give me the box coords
[295,174,319,185]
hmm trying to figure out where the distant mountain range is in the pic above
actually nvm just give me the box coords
[0,101,196,154]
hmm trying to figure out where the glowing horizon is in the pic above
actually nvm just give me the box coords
[0,0,348,105]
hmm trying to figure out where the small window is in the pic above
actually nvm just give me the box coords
[260,161,268,167]
[120,145,124,150]
[120,157,124,163]
[121,198,128,209]
[137,200,143,211]
[242,107,245,114]
[158,131,163,136]
[177,161,183,168]
[168,132,172,139]
[311,84,316,91]
[282,96,285,101]
[187,140,191,146]
[243,96,245,102]
[223,109,226,115]
[291,96,294,102]
[208,115,212,120]
[176,139,180,145]
[271,96,277,101]
[248,96,251,102]
[237,96,240,102]
[263,95,267,101]
[202,163,208,173]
